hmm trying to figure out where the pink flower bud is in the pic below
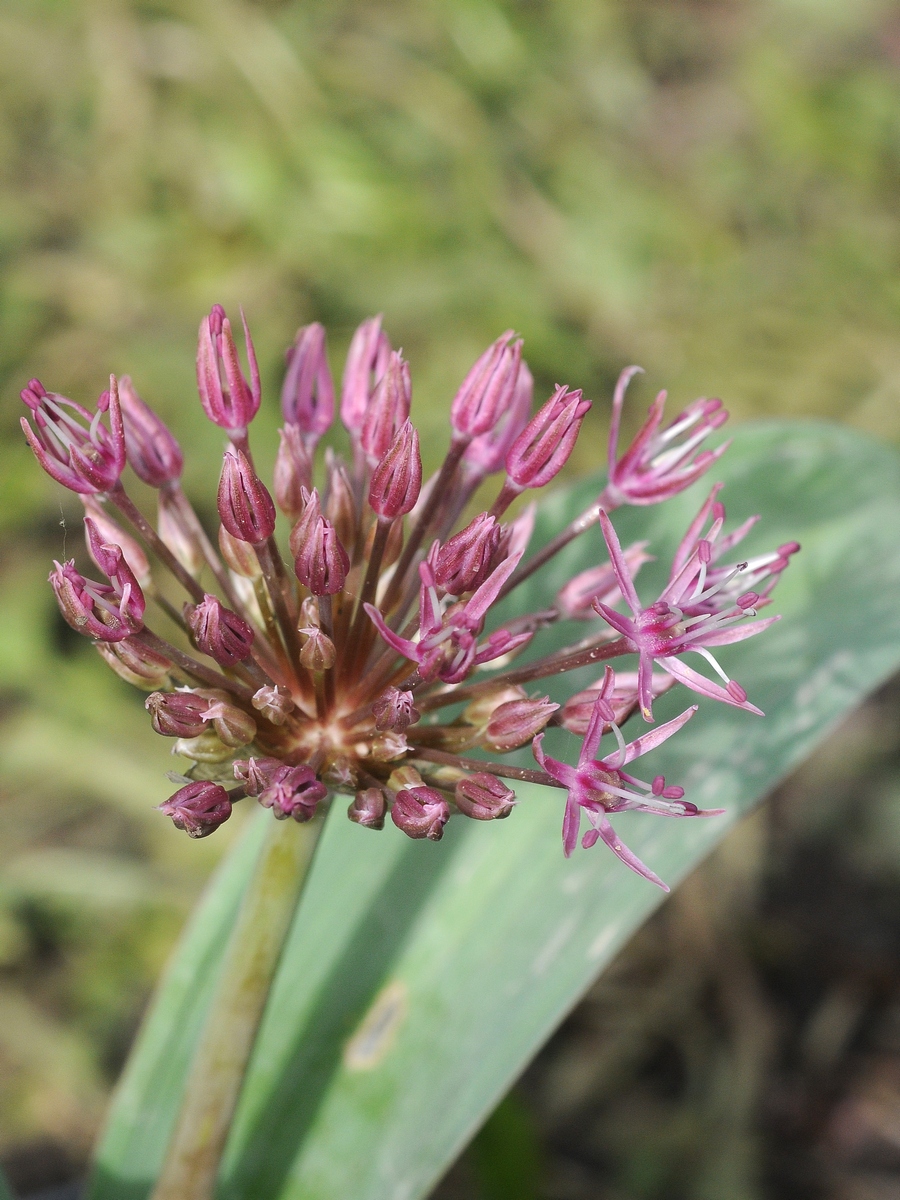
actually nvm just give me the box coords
[340,315,392,433]
[198,695,257,748]
[21,376,126,495]
[259,765,328,822]
[463,361,533,479]
[196,304,261,434]
[348,788,387,830]
[82,496,151,585]
[218,524,261,579]
[145,690,209,737]
[323,450,357,552]
[372,688,419,732]
[158,780,232,838]
[288,488,321,559]
[391,786,450,841]
[117,376,184,486]
[274,425,314,520]
[281,322,334,442]
[96,636,172,690]
[217,450,276,545]
[455,773,516,820]
[360,351,411,464]
[251,685,294,726]
[483,695,559,752]
[506,385,591,489]
[185,593,254,666]
[299,626,337,670]
[157,489,204,575]
[434,514,500,595]
[233,756,283,794]
[450,331,523,440]
[293,517,349,596]
[368,420,422,519]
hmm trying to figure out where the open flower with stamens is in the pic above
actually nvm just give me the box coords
[22,306,794,887]
[533,669,720,890]
[593,503,786,721]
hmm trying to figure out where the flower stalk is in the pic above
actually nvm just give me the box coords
[150,814,322,1200]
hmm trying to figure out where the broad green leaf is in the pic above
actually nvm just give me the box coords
[91,422,900,1200]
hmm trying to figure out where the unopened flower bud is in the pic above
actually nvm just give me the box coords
[158,489,204,575]
[323,450,357,553]
[233,756,282,795]
[368,420,421,519]
[483,695,559,752]
[391,786,450,841]
[218,450,276,545]
[252,685,294,725]
[506,385,591,489]
[293,517,349,596]
[360,351,411,463]
[462,684,527,729]
[450,331,522,441]
[372,688,419,732]
[288,488,322,559]
[255,763,327,822]
[348,788,386,830]
[174,728,236,763]
[117,375,184,486]
[434,514,500,595]
[463,360,533,479]
[145,690,209,737]
[218,524,261,578]
[158,780,232,838]
[372,731,408,761]
[340,315,392,434]
[197,697,256,748]
[82,496,151,585]
[185,593,254,667]
[454,773,516,820]
[196,304,261,434]
[299,626,336,670]
[281,322,334,443]
[96,636,172,690]
[387,764,425,792]
[273,424,314,520]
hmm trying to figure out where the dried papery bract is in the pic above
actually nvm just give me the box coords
[23,307,795,891]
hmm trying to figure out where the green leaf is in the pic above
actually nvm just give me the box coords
[90,422,900,1200]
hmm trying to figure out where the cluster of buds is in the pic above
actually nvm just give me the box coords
[23,309,797,889]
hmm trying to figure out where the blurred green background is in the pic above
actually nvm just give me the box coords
[3,1,900,1196]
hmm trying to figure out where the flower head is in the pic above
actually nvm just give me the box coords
[22,309,793,888]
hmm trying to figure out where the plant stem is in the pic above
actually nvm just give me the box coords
[150,814,322,1200]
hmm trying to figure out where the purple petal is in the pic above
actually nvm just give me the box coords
[658,656,764,715]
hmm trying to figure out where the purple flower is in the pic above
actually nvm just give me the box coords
[185,594,255,667]
[196,304,261,435]
[604,366,730,507]
[21,376,126,495]
[450,331,523,442]
[593,506,784,720]
[281,322,335,443]
[50,521,145,642]
[364,549,530,684]
[533,669,718,888]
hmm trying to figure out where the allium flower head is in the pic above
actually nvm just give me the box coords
[23,309,795,887]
